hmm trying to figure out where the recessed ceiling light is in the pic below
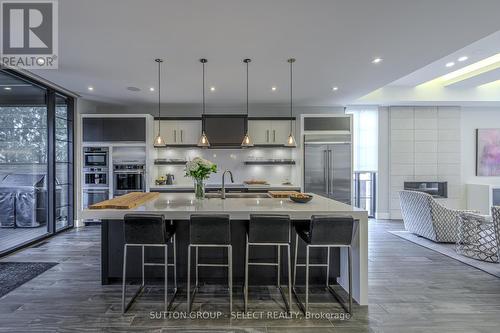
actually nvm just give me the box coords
[210,86,216,92]
[445,62,455,68]
[4,87,12,91]
[271,86,277,91]
[372,57,383,64]
[332,86,339,91]
[458,56,468,62]
[149,87,155,92]
[88,86,94,91]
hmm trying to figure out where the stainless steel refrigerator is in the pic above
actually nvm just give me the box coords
[304,142,352,204]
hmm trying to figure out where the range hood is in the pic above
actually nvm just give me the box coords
[203,115,247,148]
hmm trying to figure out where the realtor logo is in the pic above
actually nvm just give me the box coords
[1,0,58,69]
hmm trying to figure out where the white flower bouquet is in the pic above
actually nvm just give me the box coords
[185,157,217,198]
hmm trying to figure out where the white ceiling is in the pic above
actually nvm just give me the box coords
[31,0,500,107]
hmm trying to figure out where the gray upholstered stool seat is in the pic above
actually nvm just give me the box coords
[244,214,292,312]
[187,214,232,313]
[293,214,354,314]
[121,214,177,313]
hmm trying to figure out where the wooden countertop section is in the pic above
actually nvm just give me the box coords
[89,192,160,209]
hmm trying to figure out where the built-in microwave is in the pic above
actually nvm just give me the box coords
[83,147,109,167]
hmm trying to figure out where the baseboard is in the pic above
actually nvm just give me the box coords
[375,212,390,220]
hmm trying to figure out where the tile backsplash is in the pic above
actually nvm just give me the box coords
[152,148,300,186]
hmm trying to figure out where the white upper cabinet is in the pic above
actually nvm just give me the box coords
[248,119,295,145]
[153,120,201,145]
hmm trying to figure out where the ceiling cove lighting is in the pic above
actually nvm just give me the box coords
[477,79,500,89]
[241,59,254,148]
[153,58,166,147]
[285,58,297,147]
[197,59,210,148]
[458,56,469,62]
[372,57,383,64]
[419,53,500,87]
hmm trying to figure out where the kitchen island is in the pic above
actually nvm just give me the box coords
[82,193,368,305]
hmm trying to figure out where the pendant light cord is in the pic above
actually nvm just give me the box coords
[158,60,161,132]
[202,60,205,132]
[246,60,249,116]
[289,59,293,132]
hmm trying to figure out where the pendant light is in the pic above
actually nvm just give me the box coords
[285,58,297,147]
[241,58,254,147]
[153,58,166,147]
[197,58,210,147]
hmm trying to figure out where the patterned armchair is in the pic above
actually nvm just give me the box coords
[399,190,475,243]
[456,208,500,263]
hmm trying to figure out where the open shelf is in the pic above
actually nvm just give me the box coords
[244,160,296,165]
[154,160,187,165]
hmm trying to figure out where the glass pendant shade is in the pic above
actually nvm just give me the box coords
[198,131,210,147]
[154,133,166,147]
[241,132,254,147]
[285,132,297,147]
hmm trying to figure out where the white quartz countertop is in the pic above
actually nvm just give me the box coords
[82,193,367,221]
[150,184,301,191]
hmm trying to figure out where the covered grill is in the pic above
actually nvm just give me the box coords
[0,173,61,228]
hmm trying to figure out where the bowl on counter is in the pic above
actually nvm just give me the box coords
[289,193,313,203]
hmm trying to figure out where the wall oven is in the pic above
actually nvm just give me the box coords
[113,163,145,196]
[83,147,109,167]
[82,188,109,209]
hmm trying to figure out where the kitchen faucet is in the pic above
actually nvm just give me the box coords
[220,169,234,199]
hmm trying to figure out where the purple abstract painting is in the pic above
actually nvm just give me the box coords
[477,129,500,176]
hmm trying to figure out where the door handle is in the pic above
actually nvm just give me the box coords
[266,130,269,143]
[328,150,332,195]
[174,130,177,143]
[180,130,183,143]
[273,130,276,142]
[324,150,328,194]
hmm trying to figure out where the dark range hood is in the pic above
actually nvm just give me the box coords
[203,115,247,148]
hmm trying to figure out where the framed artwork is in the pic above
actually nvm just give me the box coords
[476,129,500,176]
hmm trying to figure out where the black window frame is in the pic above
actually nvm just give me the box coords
[0,68,75,257]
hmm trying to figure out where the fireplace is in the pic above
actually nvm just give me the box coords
[404,181,448,198]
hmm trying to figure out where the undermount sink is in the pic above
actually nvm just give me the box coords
[205,192,271,199]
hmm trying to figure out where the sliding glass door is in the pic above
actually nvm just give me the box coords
[0,70,74,255]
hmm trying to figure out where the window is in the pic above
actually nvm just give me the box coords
[0,70,74,255]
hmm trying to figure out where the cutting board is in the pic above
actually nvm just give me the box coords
[268,191,300,198]
[89,192,160,209]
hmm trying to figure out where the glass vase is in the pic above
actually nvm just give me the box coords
[194,178,205,199]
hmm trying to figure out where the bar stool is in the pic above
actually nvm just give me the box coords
[122,214,177,313]
[293,215,354,314]
[187,214,232,313]
[244,214,292,312]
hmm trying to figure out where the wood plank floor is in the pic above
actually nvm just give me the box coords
[0,226,48,254]
[1,220,500,332]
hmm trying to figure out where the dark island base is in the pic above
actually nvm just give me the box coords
[101,219,341,286]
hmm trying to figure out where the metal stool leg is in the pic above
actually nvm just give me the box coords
[348,246,352,314]
[244,236,249,312]
[305,245,310,313]
[277,245,280,287]
[121,244,127,313]
[173,234,177,291]
[326,247,330,286]
[164,245,168,312]
[187,245,191,312]
[293,233,298,287]
[228,245,233,313]
[195,246,199,287]
[286,244,292,314]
